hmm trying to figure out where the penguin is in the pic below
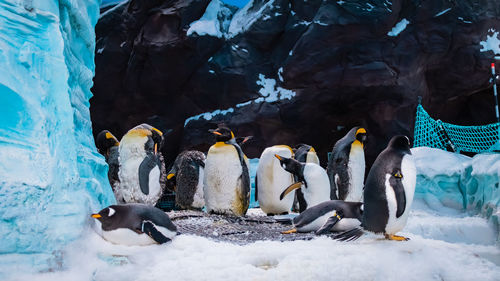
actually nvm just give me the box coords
[281,200,363,234]
[166,150,206,210]
[96,130,120,190]
[334,135,416,241]
[292,144,320,212]
[116,124,165,205]
[204,125,250,216]
[255,145,295,215]
[275,154,330,212]
[91,203,177,245]
[326,127,367,202]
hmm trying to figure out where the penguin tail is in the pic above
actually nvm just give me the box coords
[332,228,364,242]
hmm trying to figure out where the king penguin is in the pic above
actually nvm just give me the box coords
[326,127,367,202]
[167,150,206,210]
[281,200,363,234]
[292,144,320,212]
[334,135,416,241]
[204,125,250,216]
[91,203,177,245]
[256,145,295,215]
[275,155,330,212]
[96,130,120,191]
[116,124,165,205]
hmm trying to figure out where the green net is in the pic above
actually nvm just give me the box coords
[413,104,500,153]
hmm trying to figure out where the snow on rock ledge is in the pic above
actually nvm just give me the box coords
[412,147,500,239]
[0,0,115,276]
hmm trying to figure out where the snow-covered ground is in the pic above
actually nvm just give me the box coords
[9,198,499,281]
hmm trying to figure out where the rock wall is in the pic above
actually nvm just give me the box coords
[91,0,500,168]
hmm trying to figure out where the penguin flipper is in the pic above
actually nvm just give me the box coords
[332,227,364,242]
[142,221,172,244]
[254,174,258,201]
[389,174,406,218]
[138,153,158,195]
[315,212,342,235]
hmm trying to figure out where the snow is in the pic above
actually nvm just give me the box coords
[184,107,235,126]
[185,74,296,126]
[8,199,499,281]
[0,0,115,275]
[256,74,296,102]
[434,8,452,17]
[387,18,410,37]
[480,29,500,55]
[187,0,235,38]
[228,0,276,38]
[277,67,284,82]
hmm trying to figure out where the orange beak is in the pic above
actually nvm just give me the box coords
[91,214,101,219]
[274,154,283,160]
[212,131,222,136]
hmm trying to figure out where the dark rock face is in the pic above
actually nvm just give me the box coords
[91,0,500,169]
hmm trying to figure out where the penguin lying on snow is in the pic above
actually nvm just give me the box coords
[256,145,295,215]
[116,123,166,205]
[167,150,206,210]
[292,144,320,212]
[327,127,367,202]
[281,200,363,234]
[204,125,250,216]
[334,135,416,241]
[91,203,177,245]
[96,130,120,190]
[275,154,330,212]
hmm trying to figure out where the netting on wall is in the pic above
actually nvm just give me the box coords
[413,104,500,153]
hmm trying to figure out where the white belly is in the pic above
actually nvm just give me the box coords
[345,144,365,202]
[191,167,205,208]
[101,225,175,246]
[384,154,416,234]
[332,218,361,231]
[296,211,335,232]
[257,146,295,214]
[117,134,161,205]
[303,164,331,209]
[203,144,244,215]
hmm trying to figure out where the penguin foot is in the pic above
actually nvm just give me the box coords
[384,234,410,241]
[281,228,297,234]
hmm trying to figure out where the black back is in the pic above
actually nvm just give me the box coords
[293,200,363,228]
[293,144,314,212]
[95,203,177,232]
[362,136,411,233]
[326,127,359,200]
[171,150,206,209]
[227,138,250,214]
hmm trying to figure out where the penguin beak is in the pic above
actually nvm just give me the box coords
[309,147,315,153]
[274,154,283,160]
[167,173,175,180]
[154,143,158,155]
[91,214,101,219]
[279,182,303,200]
[213,131,222,136]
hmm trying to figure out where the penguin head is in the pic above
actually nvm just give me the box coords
[355,127,367,143]
[275,154,305,181]
[209,125,235,142]
[96,130,119,155]
[91,206,119,229]
[150,127,164,155]
[388,135,411,153]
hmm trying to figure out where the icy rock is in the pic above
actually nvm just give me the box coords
[412,147,500,240]
[0,0,115,276]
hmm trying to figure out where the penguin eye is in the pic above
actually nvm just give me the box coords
[108,208,116,217]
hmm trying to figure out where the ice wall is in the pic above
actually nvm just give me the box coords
[412,148,500,239]
[0,0,115,275]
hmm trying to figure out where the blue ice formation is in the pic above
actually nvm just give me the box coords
[412,148,500,239]
[0,0,115,275]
